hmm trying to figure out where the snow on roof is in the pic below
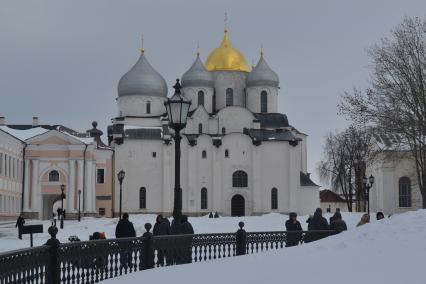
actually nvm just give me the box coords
[0,126,49,141]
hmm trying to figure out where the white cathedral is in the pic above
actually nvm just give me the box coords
[108,29,319,216]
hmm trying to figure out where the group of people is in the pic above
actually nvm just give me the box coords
[356,211,385,227]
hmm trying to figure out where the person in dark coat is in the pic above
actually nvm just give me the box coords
[153,215,164,236]
[329,212,347,234]
[115,213,136,268]
[285,212,302,247]
[179,215,194,264]
[376,212,385,220]
[153,215,171,266]
[56,208,62,221]
[170,218,181,235]
[329,208,341,224]
[16,213,25,240]
[307,208,329,242]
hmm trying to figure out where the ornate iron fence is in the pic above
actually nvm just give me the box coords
[0,222,335,284]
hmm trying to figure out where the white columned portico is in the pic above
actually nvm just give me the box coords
[77,159,84,211]
[67,160,76,212]
[84,159,93,212]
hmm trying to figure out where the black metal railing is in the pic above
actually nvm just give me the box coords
[0,222,335,284]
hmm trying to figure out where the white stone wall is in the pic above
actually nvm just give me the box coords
[0,131,23,219]
[117,95,166,117]
[246,86,278,113]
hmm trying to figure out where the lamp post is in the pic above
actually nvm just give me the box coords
[117,170,125,220]
[60,184,65,229]
[164,79,191,223]
[78,189,82,222]
[362,174,375,215]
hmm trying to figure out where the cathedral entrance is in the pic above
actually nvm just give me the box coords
[231,194,245,216]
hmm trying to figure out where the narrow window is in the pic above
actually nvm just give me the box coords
[201,188,208,209]
[146,101,151,114]
[226,88,233,107]
[399,177,411,208]
[139,187,146,209]
[49,170,59,182]
[198,91,205,107]
[232,171,248,187]
[261,91,268,113]
[222,127,226,135]
[96,169,105,184]
[198,123,203,134]
[202,150,207,159]
[225,149,229,158]
[271,188,278,209]
[152,152,157,158]
[98,208,106,216]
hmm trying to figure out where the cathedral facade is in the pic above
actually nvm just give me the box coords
[109,30,319,216]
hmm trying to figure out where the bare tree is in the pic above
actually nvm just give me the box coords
[340,17,426,208]
[318,126,376,212]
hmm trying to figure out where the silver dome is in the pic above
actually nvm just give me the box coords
[247,54,279,88]
[181,54,214,88]
[118,52,168,97]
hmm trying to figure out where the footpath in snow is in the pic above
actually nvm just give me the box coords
[102,210,425,284]
[0,212,365,252]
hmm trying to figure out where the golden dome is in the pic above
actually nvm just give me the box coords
[205,30,249,72]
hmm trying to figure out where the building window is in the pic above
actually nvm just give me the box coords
[152,152,157,158]
[49,170,59,182]
[198,123,203,134]
[202,150,207,159]
[146,101,151,114]
[261,91,268,113]
[225,149,229,158]
[96,169,105,184]
[198,91,205,107]
[201,187,207,209]
[98,208,106,216]
[271,188,278,209]
[139,187,146,209]
[222,127,226,135]
[226,88,233,106]
[399,177,411,208]
[232,170,248,187]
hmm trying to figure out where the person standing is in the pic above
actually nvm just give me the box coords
[56,208,61,221]
[329,212,347,234]
[285,212,302,247]
[179,215,194,264]
[115,213,136,268]
[16,213,25,240]
[307,208,329,242]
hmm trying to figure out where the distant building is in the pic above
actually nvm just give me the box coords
[319,190,347,213]
[0,117,113,220]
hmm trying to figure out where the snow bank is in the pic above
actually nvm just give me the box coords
[102,210,425,284]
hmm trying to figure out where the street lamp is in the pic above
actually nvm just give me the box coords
[60,184,65,229]
[117,170,125,220]
[78,189,82,222]
[164,79,191,223]
[362,174,375,215]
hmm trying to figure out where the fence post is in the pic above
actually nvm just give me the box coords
[45,225,60,284]
[142,223,154,270]
[235,221,246,256]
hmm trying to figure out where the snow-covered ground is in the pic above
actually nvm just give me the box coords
[0,212,366,252]
[101,210,425,284]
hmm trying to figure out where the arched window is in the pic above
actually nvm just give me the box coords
[226,88,233,106]
[261,91,268,113]
[49,170,59,182]
[139,187,146,209]
[232,170,248,187]
[198,123,203,134]
[198,91,205,107]
[202,150,207,159]
[222,127,226,135]
[225,149,229,158]
[146,101,151,114]
[271,188,278,209]
[399,177,411,208]
[201,188,208,209]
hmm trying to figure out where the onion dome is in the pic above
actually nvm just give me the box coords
[117,51,167,97]
[205,30,249,72]
[247,53,279,88]
[181,53,214,88]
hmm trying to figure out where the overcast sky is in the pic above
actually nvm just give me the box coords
[1,0,426,185]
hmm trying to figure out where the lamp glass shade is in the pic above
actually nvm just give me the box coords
[60,184,65,191]
[117,170,125,181]
[369,175,375,184]
[165,93,191,128]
